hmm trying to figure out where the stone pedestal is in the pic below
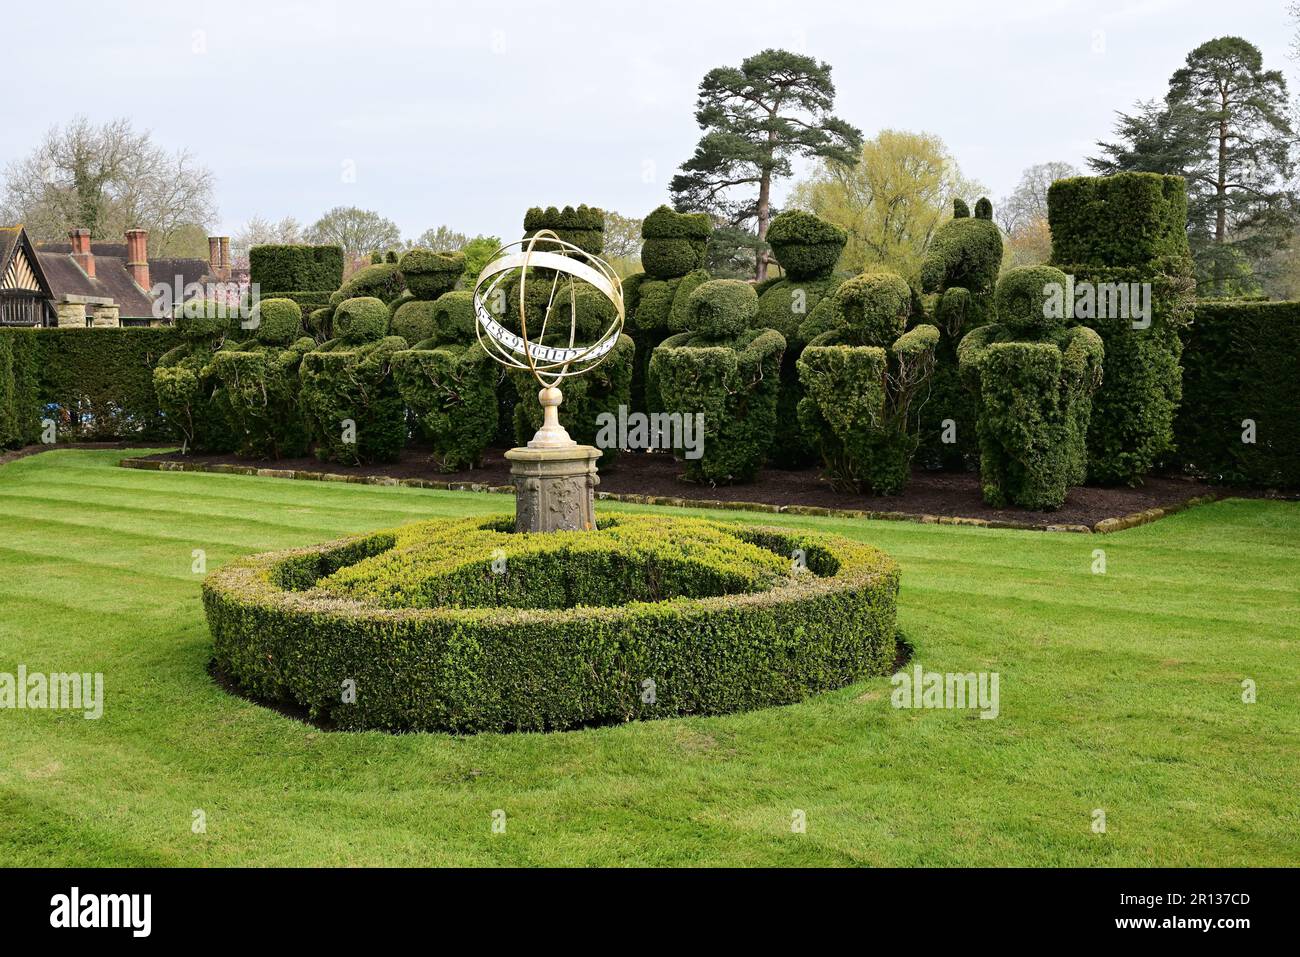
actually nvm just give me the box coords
[505,445,600,533]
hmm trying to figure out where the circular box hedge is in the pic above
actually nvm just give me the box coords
[203,514,900,733]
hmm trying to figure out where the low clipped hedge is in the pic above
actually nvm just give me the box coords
[203,514,900,733]
[1176,299,1300,486]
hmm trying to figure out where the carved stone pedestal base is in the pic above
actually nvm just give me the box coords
[505,445,600,533]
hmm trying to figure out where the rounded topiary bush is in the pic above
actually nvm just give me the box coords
[994,264,1069,337]
[766,210,847,280]
[252,297,303,344]
[389,299,439,345]
[688,279,757,339]
[399,248,465,301]
[829,270,911,346]
[641,204,712,278]
[203,514,900,733]
[332,297,389,343]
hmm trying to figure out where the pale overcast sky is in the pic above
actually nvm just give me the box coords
[3,0,1294,242]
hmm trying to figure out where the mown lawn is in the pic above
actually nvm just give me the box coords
[0,449,1295,866]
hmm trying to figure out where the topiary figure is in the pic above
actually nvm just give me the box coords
[523,204,605,255]
[208,298,316,459]
[152,299,244,453]
[309,260,409,340]
[299,296,410,465]
[504,282,635,467]
[957,265,1105,510]
[494,206,635,466]
[649,279,785,484]
[915,197,1005,471]
[754,210,849,468]
[796,270,940,495]
[398,248,465,301]
[391,291,501,471]
[623,205,712,414]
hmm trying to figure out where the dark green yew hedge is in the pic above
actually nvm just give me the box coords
[797,271,939,495]
[1176,300,1300,486]
[1047,173,1188,269]
[1048,172,1196,485]
[958,267,1105,510]
[249,244,345,294]
[523,204,605,255]
[203,514,901,733]
[915,199,1002,471]
[299,297,409,465]
[0,327,179,445]
[650,281,785,484]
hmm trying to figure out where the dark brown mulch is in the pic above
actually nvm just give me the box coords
[132,442,1295,528]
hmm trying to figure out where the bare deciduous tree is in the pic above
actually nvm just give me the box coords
[0,116,217,255]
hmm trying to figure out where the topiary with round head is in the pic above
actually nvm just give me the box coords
[914,196,1004,470]
[795,268,940,495]
[766,210,847,281]
[957,265,1105,509]
[207,297,316,459]
[640,204,711,279]
[687,279,757,340]
[993,264,1070,339]
[331,297,390,344]
[252,298,304,345]
[648,279,785,484]
[399,248,466,301]
[754,210,851,468]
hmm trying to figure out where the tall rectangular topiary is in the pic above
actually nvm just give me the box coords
[249,244,346,294]
[1048,172,1195,485]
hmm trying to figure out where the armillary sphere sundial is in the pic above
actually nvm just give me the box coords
[472,229,626,532]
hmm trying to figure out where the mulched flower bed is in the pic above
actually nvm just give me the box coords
[117,443,1296,534]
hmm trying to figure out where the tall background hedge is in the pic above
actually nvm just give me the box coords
[1176,300,1300,486]
[0,328,178,445]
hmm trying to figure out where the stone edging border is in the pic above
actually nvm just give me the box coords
[116,455,1222,535]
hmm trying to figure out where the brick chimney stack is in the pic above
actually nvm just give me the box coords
[208,237,221,278]
[125,228,150,290]
[70,228,95,278]
[219,237,231,280]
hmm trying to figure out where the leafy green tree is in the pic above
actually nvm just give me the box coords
[459,235,500,286]
[1092,37,1298,295]
[670,48,862,281]
[789,129,986,282]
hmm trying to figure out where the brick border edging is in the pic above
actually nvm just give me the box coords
[116,455,1222,534]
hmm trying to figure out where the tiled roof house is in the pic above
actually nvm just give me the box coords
[0,225,238,327]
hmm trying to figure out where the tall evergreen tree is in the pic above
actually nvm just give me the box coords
[670,49,862,281]
[1092,37,1298,295]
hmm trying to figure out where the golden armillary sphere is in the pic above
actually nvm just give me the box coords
[473,230,624,449]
